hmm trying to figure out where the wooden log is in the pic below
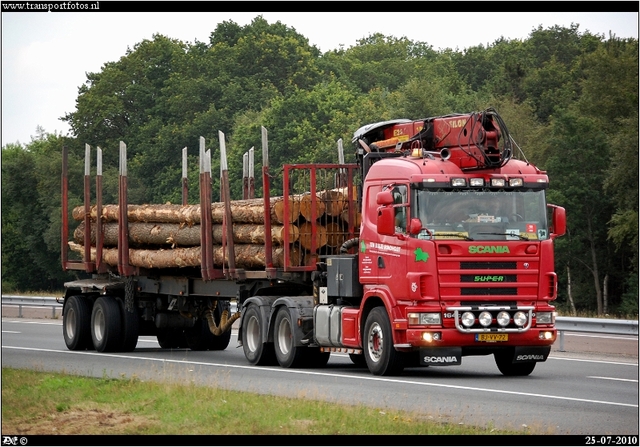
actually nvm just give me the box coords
[72,196,300,225]
[68,241,293,269]
[73,221,299,247]
[297,222,327,252]
[273,197,302,224]
[340,209,362,228]
[325,221,346,248]
[319,189,346,217]
[298,193,326,222]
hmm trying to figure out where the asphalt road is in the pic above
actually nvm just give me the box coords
[1,310,638,436]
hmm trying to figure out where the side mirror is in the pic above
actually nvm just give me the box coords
[376,190,394,206]
[548,204,566,237]
[408,218,422,235]
[377,206,395,236]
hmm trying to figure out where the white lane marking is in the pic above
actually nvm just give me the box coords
[588,376,638,383]
[549,356,638,367]
[1,330,20,334]
[2,319,61,326]
[2,345,637,409]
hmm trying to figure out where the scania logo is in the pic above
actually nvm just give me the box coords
[468,245,510,254]
[516,354,545,361]
[423,356,459,363]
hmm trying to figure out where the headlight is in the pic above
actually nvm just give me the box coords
[461,311,475,327]
[497,311,510,327]
[478,311,492,327]
[536,311,555,324]
[513,311,528,327]
[408,312,441,326]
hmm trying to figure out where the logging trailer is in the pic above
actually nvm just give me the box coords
[61,108,566,376]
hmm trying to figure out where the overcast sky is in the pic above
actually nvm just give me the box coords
[1,10,638,147]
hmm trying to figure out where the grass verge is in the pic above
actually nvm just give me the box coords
[1,367,526,436]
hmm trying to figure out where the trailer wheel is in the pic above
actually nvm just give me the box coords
[208,302,232,351]
[274,307,306,368]
[63,295,93,351]
[241,305,276,365]
[91,296,123,352]
[185,318,215,351]
[363,307,404,376]
[156,328,187,349]
[117,298,139,352]
[494,351,537,376]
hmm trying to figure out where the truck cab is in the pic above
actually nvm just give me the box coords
[336,109,567,375]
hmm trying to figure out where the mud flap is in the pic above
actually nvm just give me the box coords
[419,347,462,366]
[513,346,551,363]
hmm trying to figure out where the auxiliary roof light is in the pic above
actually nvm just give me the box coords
[451,178,467,187]
[490,178,506,187]
[509,178,524,187]
[470,178,484,187]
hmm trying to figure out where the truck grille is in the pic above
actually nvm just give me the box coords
[438,253,540,300]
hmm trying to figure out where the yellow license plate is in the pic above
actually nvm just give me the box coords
[476,333,508,342]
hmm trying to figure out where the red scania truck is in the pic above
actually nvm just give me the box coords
[61,108,566,376]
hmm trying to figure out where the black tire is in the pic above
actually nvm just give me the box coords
[91,296,123,352]
[156,328,187,349]
[303,349,331,368]
[63,295,93,351]
[118,298,139,352]
[185,318,216,351]
[241,305,276,365]
[273,306,306,368]
[208,302,232,351]
[495,351,537,376]
[363,307,404,376]
[349,353,367,367]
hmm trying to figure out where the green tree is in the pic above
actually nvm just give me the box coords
[543,110,616,315]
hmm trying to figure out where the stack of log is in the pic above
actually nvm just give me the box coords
[69,189,361,271]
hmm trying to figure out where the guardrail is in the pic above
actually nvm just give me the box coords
[556,316,639,351]
[1,295,239,319]
[2,295,63,319]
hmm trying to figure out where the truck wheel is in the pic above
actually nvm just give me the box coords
[91,296,123,352]
[117,298,139,352]
[274,307,306,368]
[241,305,276,365]
[363,307,405,376]
[349,353,366,367]
[303,349,331,368]
[63,295,93,351]
[494,351,537,376]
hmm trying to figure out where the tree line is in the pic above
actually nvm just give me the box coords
[2,16,637,316]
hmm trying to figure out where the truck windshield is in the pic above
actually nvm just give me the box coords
[411,188,549,241]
